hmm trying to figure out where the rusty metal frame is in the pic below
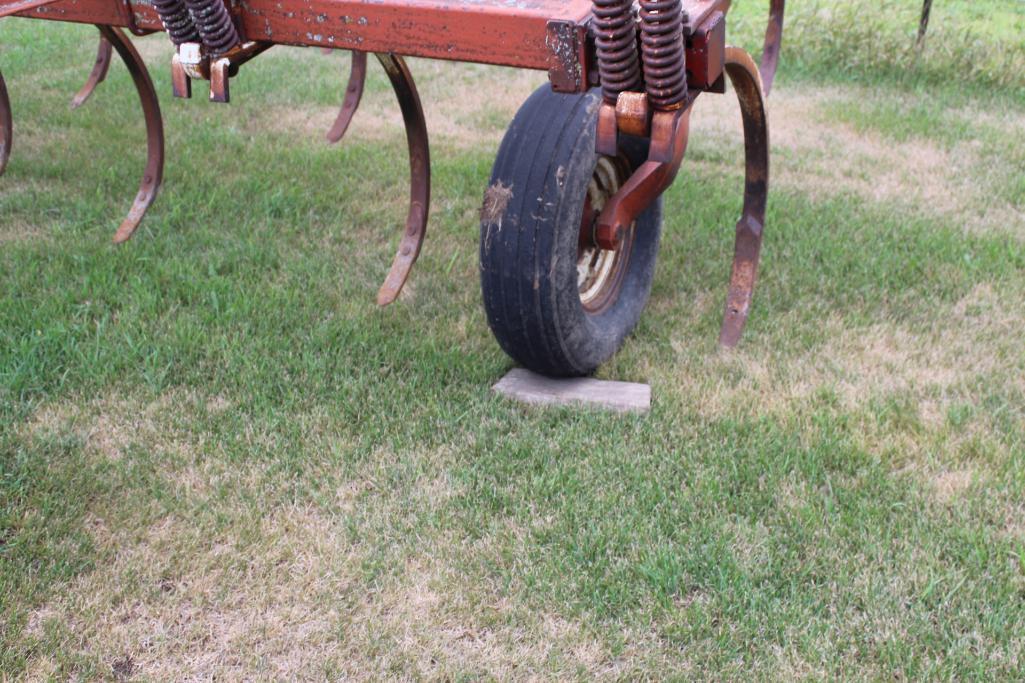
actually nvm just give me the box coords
[0,0,58,19]
[14,0,597,91]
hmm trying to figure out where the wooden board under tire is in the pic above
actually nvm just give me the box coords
[493,368,651,414]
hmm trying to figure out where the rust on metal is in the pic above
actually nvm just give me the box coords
[71,36,112,108]
[96,24,164,244]
[374,54,430,307]
[596,100,620,157]
[546,19,589,94]
[183,0,242,55]
[615,91,652,138]
[171,39,272,102]
[680,0,730,35]
[170,51,191,97]
[326,51,367,145]
[718,46,769,347]
[684,10,726,91]
[592,0,643,104]
[116,0,155,36]
[16,0,595,84]
[209,42,273,103]
[594,105,692,250]
[639,0,690,111]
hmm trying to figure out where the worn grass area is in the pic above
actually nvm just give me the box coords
[2,5,1025,680]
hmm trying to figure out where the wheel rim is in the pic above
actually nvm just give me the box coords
[578,155,634,313]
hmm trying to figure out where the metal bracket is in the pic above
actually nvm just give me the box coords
[170,41,272,103]
[546,20,589,94]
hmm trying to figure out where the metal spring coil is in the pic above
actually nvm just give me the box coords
[639,0,688,110]
[184,0,241,55]
[592,0,643,104]
[153,0,200,46]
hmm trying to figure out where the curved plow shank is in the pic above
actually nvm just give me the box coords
[375,53,430,307]
[760,0,785,96]
[0,69,10,177]
[96,25,164,244]
[326,51,367,145]
[718,46,769,348]
[71,36,112,109]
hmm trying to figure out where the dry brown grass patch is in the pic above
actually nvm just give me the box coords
[245,56,544,154]
[931,468,978,504]
[662,283,1024,455]
[23,505,359,680]
[22,390,192,464]
[0,216,50,245]
[690,85,1020,239]
[20,493,630,679]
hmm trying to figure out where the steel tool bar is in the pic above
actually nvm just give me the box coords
[16,0,594,85]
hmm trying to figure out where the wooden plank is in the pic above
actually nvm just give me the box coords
[493,368,651,414]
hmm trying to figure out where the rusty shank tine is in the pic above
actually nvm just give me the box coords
[326,51,368,145]
[718,46,769,347]
[375,53,430,307]
[96,24,165,244]
[0,68,10,177]
[71,36,113,109]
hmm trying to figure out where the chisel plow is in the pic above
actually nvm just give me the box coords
[1,0,785,376]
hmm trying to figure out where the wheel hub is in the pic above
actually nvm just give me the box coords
[578,155,633,313]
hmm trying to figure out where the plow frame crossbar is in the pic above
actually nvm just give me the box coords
[11,0,597,92]
[9,0,780,94]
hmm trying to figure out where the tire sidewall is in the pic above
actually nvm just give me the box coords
[480,86,663,377]
[547,101,663,374]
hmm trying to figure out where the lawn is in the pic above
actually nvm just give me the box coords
[2,2,1024,680]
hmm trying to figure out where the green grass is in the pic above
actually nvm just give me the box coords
[729,0,1025,98]
[2,4,1025,680]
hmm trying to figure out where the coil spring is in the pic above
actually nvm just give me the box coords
[153,0,200,46]
[184,0,241,55]
[592,0,643,104]
[639,0,688,110]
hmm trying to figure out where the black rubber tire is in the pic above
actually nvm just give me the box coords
[479,86,663,377]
